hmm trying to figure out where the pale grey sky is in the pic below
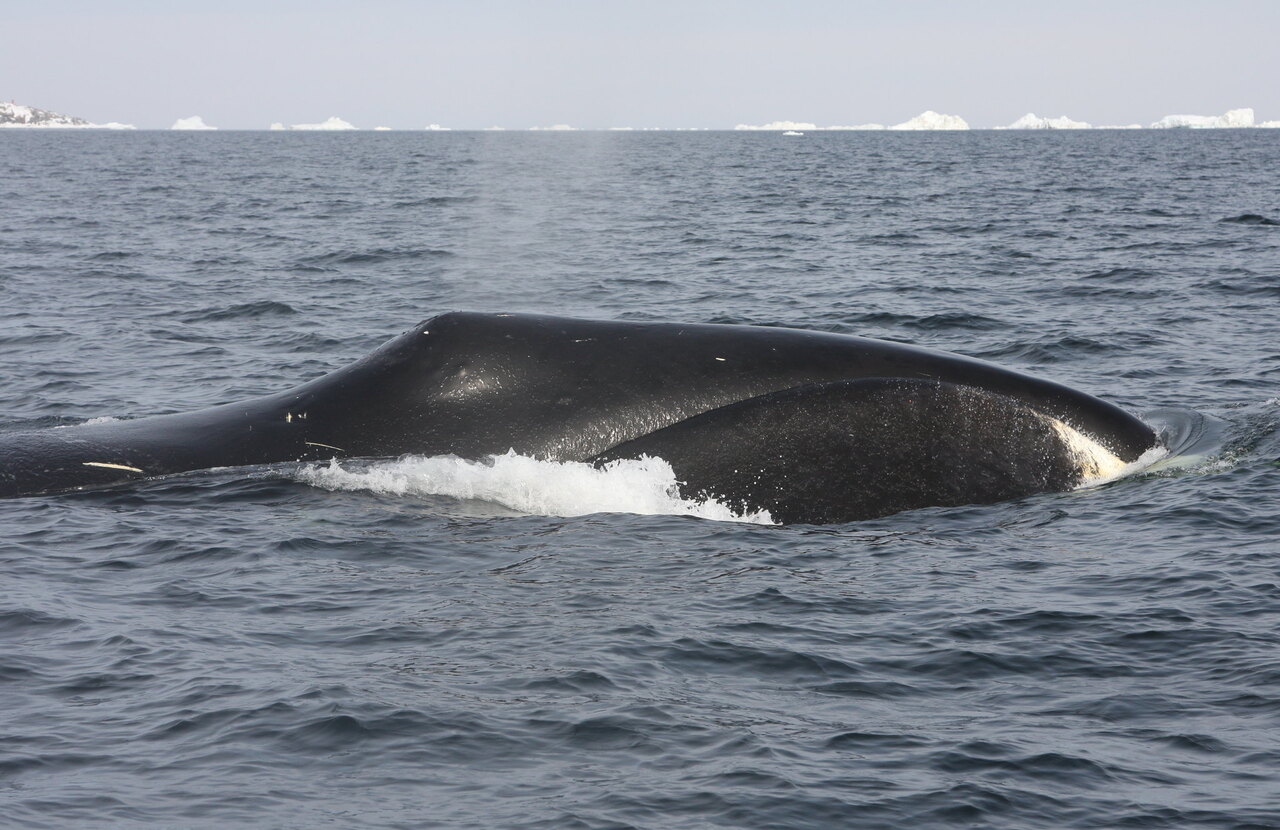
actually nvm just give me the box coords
[6,0,1279,129]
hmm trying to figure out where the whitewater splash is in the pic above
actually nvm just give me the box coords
[297,451,776,524]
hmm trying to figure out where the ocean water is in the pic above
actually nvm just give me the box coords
[2,130,1279,829]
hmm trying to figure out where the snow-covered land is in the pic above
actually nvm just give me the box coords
[1150,108,1254,129]
[0,101,133,129]
[1002,112,1091,129]
[889,111,969,130]
[289,116,358,130]
[170,115,216,130]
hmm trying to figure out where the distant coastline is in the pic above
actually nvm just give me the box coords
[4,100,1280,132]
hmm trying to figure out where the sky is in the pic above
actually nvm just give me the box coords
[5,0,1280,129]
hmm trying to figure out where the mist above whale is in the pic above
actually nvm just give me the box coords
[0,312,1158,523]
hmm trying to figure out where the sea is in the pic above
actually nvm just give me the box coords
[2,129,1278,829]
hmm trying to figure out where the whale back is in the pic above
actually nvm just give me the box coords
[0,312,1157,503]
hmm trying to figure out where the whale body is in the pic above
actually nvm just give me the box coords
[0,312,1157,522]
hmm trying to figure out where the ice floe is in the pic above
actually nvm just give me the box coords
[889,111,969,130]
[734,120,818,131]
[1150,107,1254,129]
[170,115,216,130]
[1001,112,1091,130]
[289,116,358,130]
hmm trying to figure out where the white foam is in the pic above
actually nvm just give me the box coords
[54,415,122,429]
[1150,107,1254,129]
[297,451,775,524]
[170,115,216,130]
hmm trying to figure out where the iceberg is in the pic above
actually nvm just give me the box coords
[734,120,818,131]
[424,124,451,131]
[825,123,887,130]
[269,122,286,130]
[373,126,392,131]
[1150,108,1254,129]
[170,115,216,130]
[889,111,969,130]
[0,101,133,129]
[1259,121,1280,129]
[528,124,577,131]
[290,116,358,130]
[1003,112,1091,130]
[1095,124,1144,130]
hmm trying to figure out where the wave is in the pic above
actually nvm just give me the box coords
[297,451,776,524]
[296,248,454,266]
[1219,213,1279,226]
[174,301,299,322]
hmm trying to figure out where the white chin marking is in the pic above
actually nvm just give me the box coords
[1042,416,1166,487]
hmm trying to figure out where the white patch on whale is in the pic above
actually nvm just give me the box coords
[81,461,144,473]
[1044,416,1168,487]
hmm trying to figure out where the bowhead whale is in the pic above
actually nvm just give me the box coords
[0,312,1157,522]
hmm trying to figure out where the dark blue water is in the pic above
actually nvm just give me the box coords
[2,130,1279,829]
